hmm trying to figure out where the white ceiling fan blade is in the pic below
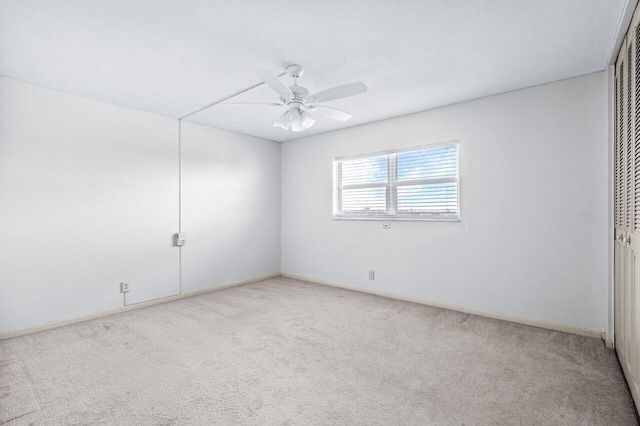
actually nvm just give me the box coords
[311,105,352,121]
[258,70,294,99]
[223,102,284,106]
[308,82,367,103]
[273,111,290,129]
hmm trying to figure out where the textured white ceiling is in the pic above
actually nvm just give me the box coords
[0,0,628,142]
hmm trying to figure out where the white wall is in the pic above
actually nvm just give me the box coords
[0,76,180,332]
[0,77,281,333]
[0,71,609,334]
[180,122,281,292]
[281,72,609,333]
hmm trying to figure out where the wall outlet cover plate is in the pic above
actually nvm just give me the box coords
[175,232,187,246]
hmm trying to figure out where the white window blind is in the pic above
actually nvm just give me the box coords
[333,142,459,221]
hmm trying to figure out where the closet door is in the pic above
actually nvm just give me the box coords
[627,27,638,384]
[630,13,640,399]
[615,37,627,361]
[617,9,640,407]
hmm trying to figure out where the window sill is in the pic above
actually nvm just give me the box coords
[333,215,460,222]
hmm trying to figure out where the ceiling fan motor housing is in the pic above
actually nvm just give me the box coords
[281,85,310,106]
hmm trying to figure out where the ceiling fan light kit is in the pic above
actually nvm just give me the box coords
[273,107,316,132]
[227,64,367,132]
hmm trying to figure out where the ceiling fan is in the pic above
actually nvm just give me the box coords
[226,64,367,132]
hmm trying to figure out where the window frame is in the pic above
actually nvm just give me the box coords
[333,140,460,222]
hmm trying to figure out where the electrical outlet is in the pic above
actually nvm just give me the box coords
[368,270,375,280]
[175,232,186,246]
[383,223,391,229]
[120,282,130,293]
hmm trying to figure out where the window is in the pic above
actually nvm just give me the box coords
[333,141,459,221]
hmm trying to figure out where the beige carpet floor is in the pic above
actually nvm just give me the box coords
[0,277,637,425]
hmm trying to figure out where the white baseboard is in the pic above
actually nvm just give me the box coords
[600,332,615,349]
[281,272,604,341]
[2,272,607,345]
[0,273,280,340]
